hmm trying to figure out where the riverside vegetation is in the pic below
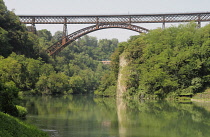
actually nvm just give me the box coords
[0,0,117,136]
[97,23,210,99]
[1,0,210,135]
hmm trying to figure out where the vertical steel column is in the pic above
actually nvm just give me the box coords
[62,17,68,45]
[162,16,165,29]
[197,14,201,28]
[129,16,131,29]
[31,17,36,34]
[96,17,99,29]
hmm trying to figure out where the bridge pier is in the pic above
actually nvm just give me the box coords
[162,22,165,30]
[31,17,36,34]
[62,17,68,45]
[129,16,132,29]
[162,16,165,29]
[197,15,201,28]
[96,17,99,29]
[30,24,36,34]
[198,21,201,28]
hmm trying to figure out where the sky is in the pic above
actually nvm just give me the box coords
[4,0,210,41]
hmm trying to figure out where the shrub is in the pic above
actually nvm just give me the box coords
[16,105,28,118]
[0,81,19,117]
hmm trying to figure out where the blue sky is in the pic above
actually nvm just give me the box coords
[4,0,210,41]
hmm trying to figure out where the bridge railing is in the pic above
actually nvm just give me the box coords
[18,12,210,24]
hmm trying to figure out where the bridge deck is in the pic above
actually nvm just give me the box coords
[18,12,210,24]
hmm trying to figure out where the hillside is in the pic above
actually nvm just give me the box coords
[100,23,210,99]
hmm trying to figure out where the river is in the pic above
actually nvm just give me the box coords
[22,95,210,137]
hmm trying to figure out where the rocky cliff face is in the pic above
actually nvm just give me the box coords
[116,54,128,98]
[116,54,129,136]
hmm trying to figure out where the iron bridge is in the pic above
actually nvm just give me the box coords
[18,12,210,56]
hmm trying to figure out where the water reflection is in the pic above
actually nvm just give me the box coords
[23,95,210,137]
[117,97,127,137]
[120,99,210,137]
[23,95,118,137]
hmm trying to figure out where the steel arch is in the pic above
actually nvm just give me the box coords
[46,24,149,56]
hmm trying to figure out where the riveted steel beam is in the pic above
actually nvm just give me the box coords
[46,23,149,56]
[18,12,210,24]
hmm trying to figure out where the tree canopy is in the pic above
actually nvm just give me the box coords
[101,23,210,98]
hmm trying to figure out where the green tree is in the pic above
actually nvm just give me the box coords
[36,72,70,94]
[0,81,19,117]
[0,55,22,87]
[52,31,63,42]
[69,75,84,93]
[37,29,52,41]
[100,23,210,98]
[0,0,36,58]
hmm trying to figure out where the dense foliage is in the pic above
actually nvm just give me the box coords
[0,81,19,117]
[54,35,118,94]
[0,33,117,96]
[94,42,124,96]
[0,0,38,58]
[1,0,117,113]
[0,0,118,96]
[101,23,210,98]
[0,0,117,135]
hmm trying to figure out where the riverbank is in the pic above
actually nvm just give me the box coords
[0,112,48,137]
[191,88,210,102]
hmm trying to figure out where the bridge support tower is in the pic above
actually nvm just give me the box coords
[197,15,201,28]
[31,17,36,34]
[62,17,68,45]
[162,16,165,29]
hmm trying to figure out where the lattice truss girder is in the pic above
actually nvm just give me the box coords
[19,13,210,24]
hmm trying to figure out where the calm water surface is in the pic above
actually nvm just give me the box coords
[23,95,210,137]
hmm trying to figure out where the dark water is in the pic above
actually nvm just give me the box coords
[23,95,210,137]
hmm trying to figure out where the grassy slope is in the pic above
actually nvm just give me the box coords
[0,112,48,137]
